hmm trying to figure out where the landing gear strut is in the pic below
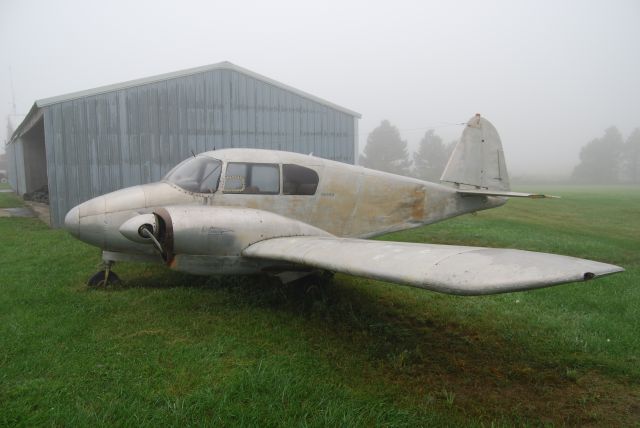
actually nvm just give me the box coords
[87,260,121,287]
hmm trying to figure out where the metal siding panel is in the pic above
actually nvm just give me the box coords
[74,98,90,204]
[62,101,80,210]
[333,111,340,161]
[269,85,277,149]
[126,89,141,185]
[230,71,239,147]
[185,76,195,155]
[255,81,264,148]
[306,102,314,156]
[313,103,321,155]
[86,97,100,196]
[246,76,256,148]
[292,95,300,154]
[7,141,17,191]
[6,144,13,188]
[235,73,245,147]
[158,81,171,175]
[186,77,197,156]
[340,113,347,163]
[148,84,162,181]
[262,83,270,149]
[325,108,332,159]
[51,104,67,221]
[222,70,232,149]
[194,75,206,154]
[300,100,309,155]
[15,140,25,195]
[176,79,187,161]
[166,79,180,169]
[212,71,224,150]
[117,91,130,187]
[97,96,113,194]
[348,115,356,164]
[138,86,151,184]
[241,74,250,148]
[286,92,294,153]
[320,105,328,159]
[277,89,285,151]
[42,109,59,225]
[204,71,215,151]
[105,93,121,190]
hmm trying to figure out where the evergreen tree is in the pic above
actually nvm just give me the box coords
[572,126,624,184]
[412,129,449,181]
[622,128,640,184]
[360,120,411,175]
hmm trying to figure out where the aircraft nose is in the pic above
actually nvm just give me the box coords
[64,206,80,237]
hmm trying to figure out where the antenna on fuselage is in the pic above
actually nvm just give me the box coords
[191,150,196,158]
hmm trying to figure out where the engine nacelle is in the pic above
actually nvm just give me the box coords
[119,205,331,264]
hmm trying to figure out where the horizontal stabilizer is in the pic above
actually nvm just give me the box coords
[457,189,559,199]
[243,237,623,295]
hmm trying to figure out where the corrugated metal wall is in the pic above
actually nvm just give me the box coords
[6,139,26,195]
[6,142,16,190]
[43,68,356,226]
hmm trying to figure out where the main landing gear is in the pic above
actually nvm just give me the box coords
[87,260,121,288]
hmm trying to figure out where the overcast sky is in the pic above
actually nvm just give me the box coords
[1,0,638,176]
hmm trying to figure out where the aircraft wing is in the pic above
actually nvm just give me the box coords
[243,237,623,295]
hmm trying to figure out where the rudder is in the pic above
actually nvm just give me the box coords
[440,114,510,191]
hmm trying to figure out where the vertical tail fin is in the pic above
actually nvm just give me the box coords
[441,114,510,191]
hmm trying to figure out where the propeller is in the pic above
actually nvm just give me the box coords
[119,209,174,263]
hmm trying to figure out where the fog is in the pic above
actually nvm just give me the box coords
[1,0,638,178]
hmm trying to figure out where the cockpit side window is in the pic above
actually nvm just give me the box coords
[164,156,222,194]
[283,164,319,195]
[224,163,280,194]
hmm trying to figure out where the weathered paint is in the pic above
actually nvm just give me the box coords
[62,146,504,273]
[61,117,624,295]
[243,237,624,295]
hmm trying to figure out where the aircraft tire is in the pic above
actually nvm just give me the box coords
[87,270,122,287]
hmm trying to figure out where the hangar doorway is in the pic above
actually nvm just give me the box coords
[21,116,49,202]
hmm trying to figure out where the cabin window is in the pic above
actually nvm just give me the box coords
[163,156,222,194]
[224,163,280,194]
[283,164,319,195]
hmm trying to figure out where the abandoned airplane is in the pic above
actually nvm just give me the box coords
[64,115,623,294]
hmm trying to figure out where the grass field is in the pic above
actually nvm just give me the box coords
[1,186,638,426]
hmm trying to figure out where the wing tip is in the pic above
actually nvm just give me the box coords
[584,265,625,281]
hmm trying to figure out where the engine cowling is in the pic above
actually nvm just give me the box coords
[119,205,331,264]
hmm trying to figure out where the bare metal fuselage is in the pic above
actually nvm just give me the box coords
[65,149,503,275]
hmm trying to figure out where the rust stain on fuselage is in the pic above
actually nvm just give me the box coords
[181,149,501,238]
[147,149,501,239]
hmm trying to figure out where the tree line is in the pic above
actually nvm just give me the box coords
[359,120,455,181]
[360,120,640,184]
[572,126,640,184]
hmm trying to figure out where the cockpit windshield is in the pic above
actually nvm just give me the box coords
[164,156,222,194]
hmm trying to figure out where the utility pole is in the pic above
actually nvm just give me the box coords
[10,66,17,115]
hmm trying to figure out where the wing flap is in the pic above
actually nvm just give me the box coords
[457,189,559,198]
[243,237,623,295]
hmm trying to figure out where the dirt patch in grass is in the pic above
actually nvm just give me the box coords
[199,276,640,426]
[367,313,640,426]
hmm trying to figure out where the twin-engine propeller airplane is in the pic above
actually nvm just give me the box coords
[65,114,623,293]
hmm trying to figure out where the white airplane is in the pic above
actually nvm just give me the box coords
[64,114,623,292]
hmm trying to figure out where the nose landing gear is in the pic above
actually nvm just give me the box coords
[87,260,121,288]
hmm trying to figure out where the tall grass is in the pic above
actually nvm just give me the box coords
[1,185,638,426]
